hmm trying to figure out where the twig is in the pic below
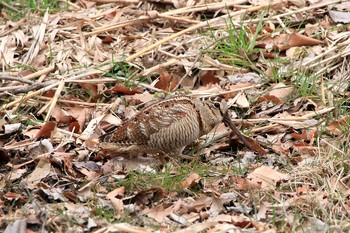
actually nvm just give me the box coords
[0,76,35,84]
[84,1,246,37]
[44,78,65,122]
[0,1,19,13]
[58,0,81,9]
[0,80,56,97]
[89,0,138,2]
[36,96,109,107]
[110,76,163,92]
[190,84,260,97]
[124,1,282,62]
[223,112,266,155]
[22,65,55,80]
[0,68,109,111]
[132,58,179,80]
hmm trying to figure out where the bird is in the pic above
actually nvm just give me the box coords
[99,95,228,159]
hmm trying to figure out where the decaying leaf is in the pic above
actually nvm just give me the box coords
[247,165,290,190]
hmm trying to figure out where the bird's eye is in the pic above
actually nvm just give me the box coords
[213,102,221,108]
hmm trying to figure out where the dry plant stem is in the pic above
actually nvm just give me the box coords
[0,80,56,97]
[222,113,257,152]
[24,65,55,80]
[158,15,200,24]
[0,69,106,111]
[251,123,279,133]
[241,0,343,26]
[190,84,260,98]
[85,1,245,37]
[133,58,179,79]
[0,76,35,84]
[304,39,350,67]
[58,0,82,9]
[44,79,65,122]
[316,63,342,76]
[111,76,163,92]
[23,11,49,64]
[0,86,26,92]
[90,0,138,3]
[161,1,246,16]
[250,107,335,132]
[36,96,109,106]
[320,138,345,155]
[124,1,281,62]
[0,1,19,13]
[321,77,326,105]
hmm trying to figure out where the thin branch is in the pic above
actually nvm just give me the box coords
[0,1,19,13]
[0,75,35,84]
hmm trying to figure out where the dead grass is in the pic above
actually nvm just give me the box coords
[0,0,350,232]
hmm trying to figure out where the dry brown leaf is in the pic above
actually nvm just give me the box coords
[269,83,293,100]
[293,142,317,156]
[131,187,165,206]
[68,121,80,133]
[261,32,324,51]
[247,165,290,190]
[200,70,220,86]
[230,176,261,191]
[144,204,172,223]
[155,70,179,91]
[326,115,350,136]
[26,157,52,189]
[104,84,142,95]
[34,121,56,140]
[106,187,125,219]
[180,173,201,189]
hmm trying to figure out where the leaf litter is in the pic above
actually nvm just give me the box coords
[0,0,350,232]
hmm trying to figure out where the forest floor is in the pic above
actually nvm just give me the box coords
[0,0,350,232]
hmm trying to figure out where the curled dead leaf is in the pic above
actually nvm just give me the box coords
[34,121,56,140]
[180,173,202,189]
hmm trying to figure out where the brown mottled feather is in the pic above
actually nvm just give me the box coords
[100,96,227,157]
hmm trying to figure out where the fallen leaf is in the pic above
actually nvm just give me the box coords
[247,165,290,190]
[155,70,179,91]
[26,157,52,189]
[106,187,125,219]
[181,173,201,189]
[230,176,261,191]
[34,121,56,140]
[260,32,324,51]
[200,70,220,85]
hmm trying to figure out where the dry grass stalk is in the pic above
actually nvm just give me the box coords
[90,0,139,3]
[124,1,282,62]
[36,96,110,107]
[162,1,246,16]
[0,76,35,84]
[85,1,245,37]
[0,1,19,13]
[22,65,55,80]
[133,58,179,79]
[111,76,163,92]
[191,84,260,98]
[23,11,49,64]
[58,0,82,9]
[44,78,65,122]
[0,69,106,111]
[320,138,346,155]
[158,15,200,24]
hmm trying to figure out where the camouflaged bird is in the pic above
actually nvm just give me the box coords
[99,96,228,158]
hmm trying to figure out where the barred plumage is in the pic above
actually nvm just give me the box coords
[99,96,228,158]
